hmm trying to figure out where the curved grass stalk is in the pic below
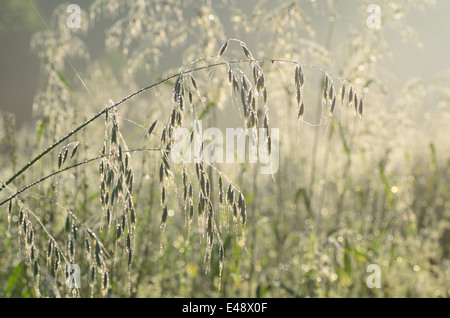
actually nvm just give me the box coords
[1,53,360,207]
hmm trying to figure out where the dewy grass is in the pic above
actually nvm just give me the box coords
[0,39,363,297]
[8,12,360,285]
[1,0,447,298]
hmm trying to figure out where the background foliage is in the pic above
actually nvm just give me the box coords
[0,0,449,297]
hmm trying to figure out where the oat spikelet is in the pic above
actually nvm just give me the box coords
[240,42,253,60]
[330,96,336,117]
[145,120,157,141]
[329,84,334,100]
[295,64,304,107]
[161,206,168,226]
[257,73,265,92]
[358,98,364,119]
[71,143,79,159]
[217,41,229,58]
[190,75,198,90]
[296,87,302,106]
[298,102,305,119]
[295,64,304,86]
[348,86,354,107]
[323,74,329,102]
[232,75,239,92]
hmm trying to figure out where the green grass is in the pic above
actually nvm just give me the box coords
[0,0,449,298]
